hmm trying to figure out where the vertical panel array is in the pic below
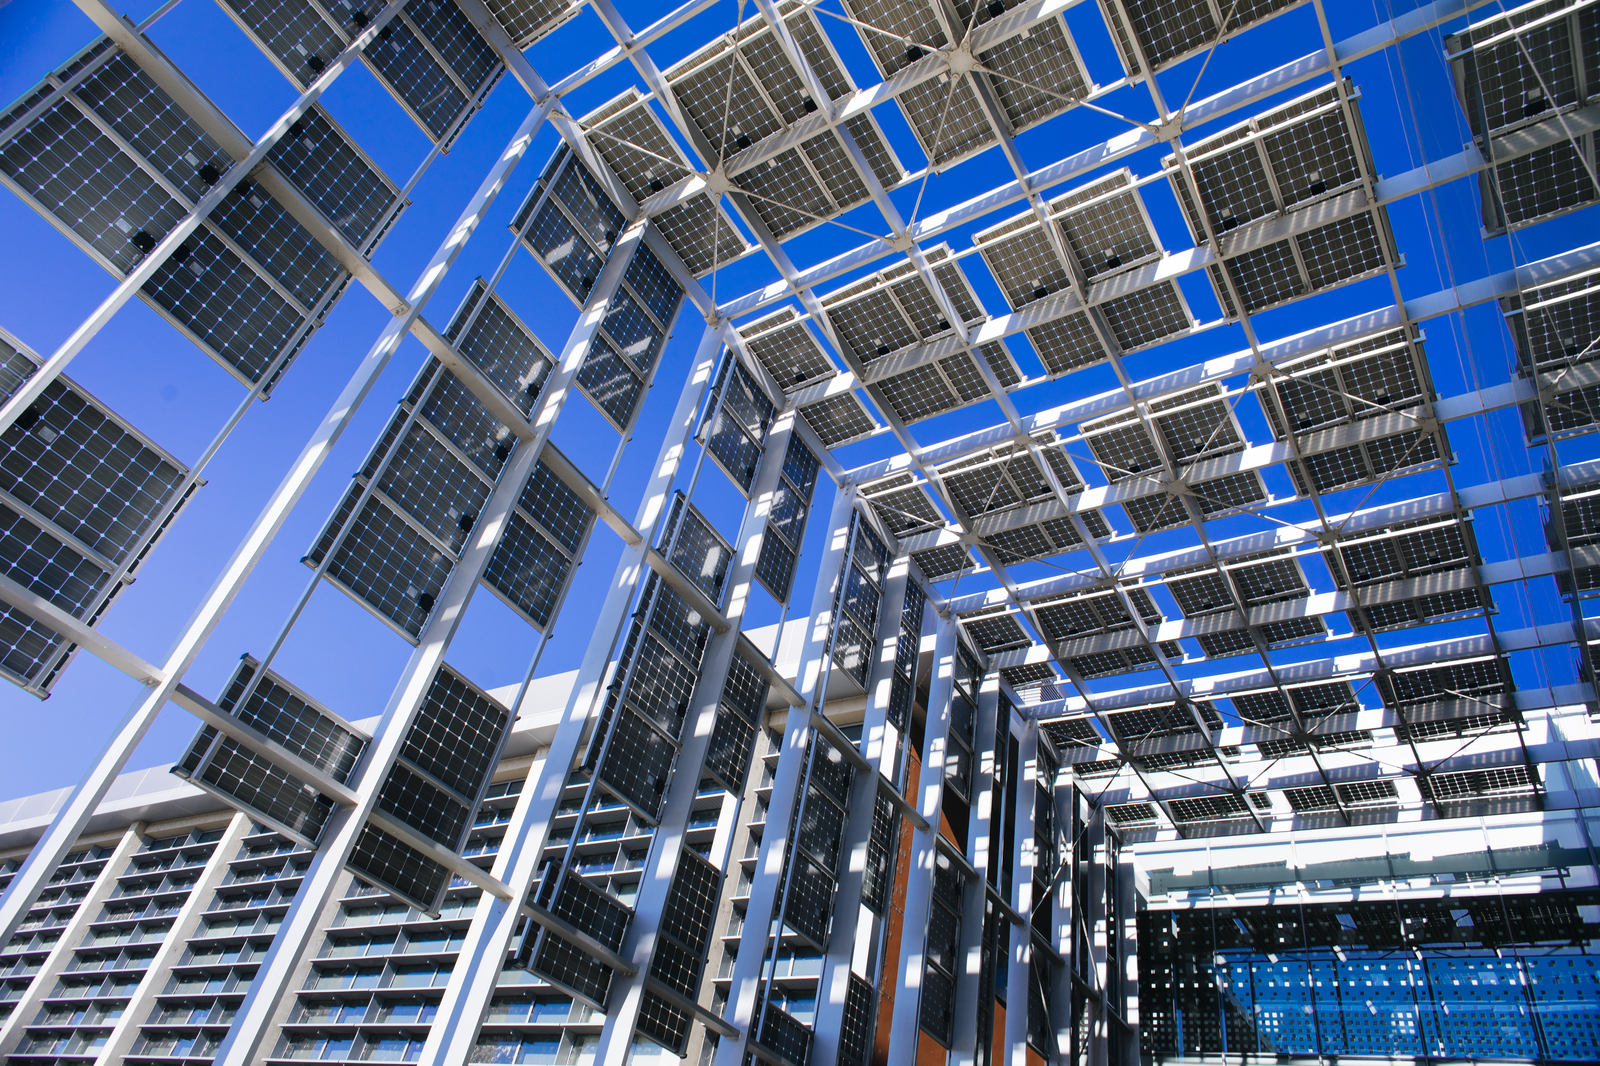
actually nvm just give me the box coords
[0,334,193,696]
[174,656,370,847]
[636,848,721,1053]
[513,148,685,431]
[516,496,732,1008]
[346,664,515,914]
[0,44,402,388]
[703,358,774,494]
[918,848,963,1046]
[304,276,583,641]
[1028,742,1060,1055]
[216,0,504,146]
[754,433,821,604]
[1446,1,1600,235]
[753,732,856,1066]
[831,514,890,689]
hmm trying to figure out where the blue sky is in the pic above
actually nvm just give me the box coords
[0,0,1589,799]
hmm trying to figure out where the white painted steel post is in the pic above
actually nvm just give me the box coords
[1005,723,1039,1066]
[884,614,959,1066]
[714,483,856,1066]
[809,554,909,1066]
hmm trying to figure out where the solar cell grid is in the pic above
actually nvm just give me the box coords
[666,500,732,603]
[346,822,449,914]
[799,391,877,446]
[208,186,344,312]
[376,423,491,556]
[1485,135,1598,233]
[959,608,1030,653]
[0,376,186,565]
[445,281,550,417]
[579,92,691,205]
[550,158,623,258]
[218,656,367,782]
[0,503,111,617]
[143,224,308,386]
[359,14,466,139]
[652,193,749,277]
[323,492,455,638]
[483,514,571,630]
[217,0,350,90]
[1449,2,1583,139]
[401,0,498,98]
[976,17,1090,134]
[269,106,401,251]
[416,369,515,478]
[898,73,997,168]
[481,0,582,48]
[913,543,974,581]
[400,665,510,803]
[740,308,837,390]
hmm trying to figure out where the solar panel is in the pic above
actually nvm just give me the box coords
[1026,309,1110,377]
[1377,655,1511,714]
[1446,1,1586,141]
[1168,85,1365,243]
[444,280,552,418]
[346,663,513,912]
[1082,383,1243,487]
[739,307,838,390]
[959,606,1031,654]
[756,434,821,603]
[704,358,775,493]
[0,375,187,566]
[0,358,196,695]
[514,147,630,308]
[480,0,582,47]
[1213,209,1394,316]
[308,351,564,639]
[1481,135,1597,234]
[174,655,368,847]
[653,192,752,277]
[1504,266,1600,376]
[483,452,595,630]
[0,47,347,388]
[704,652,769,792]
[1098,0,1303,74]
[640,847,720,1051]
[896,71,997,169]
[1324,515,1478,588]
[266,104,403,252]
[984,511,1114,567]
[936,432,1087,518]
[976,16,1092,135]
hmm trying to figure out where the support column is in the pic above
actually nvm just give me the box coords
[952,673,1002,1066]
[1051,762,1074,1063]
[715,483,857,1066]
[0,823,146,1057]
[93,812,253,1064]
[810,554,910,1066]
[885,615,959,1066]
[595,409,800,1066]
[1115,849,1140,1066]
[0,95,557,952]
[209,185,642,1066]
[412,325,724,1066]
[1004,723,1038,1066]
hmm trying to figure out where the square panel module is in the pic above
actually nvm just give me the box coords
[217,0,503,145]
[841,0,1095,169]
[0,37,401,390]
[512,145,687,430]
[820,245,1024,425]
[305,282,594,639]
[1167,83,1398,318]
[737,306,882,449]
[0,328,192,696]
[974,169,1195,378]
[662,0,904,239]
[1447,0,1600,236]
